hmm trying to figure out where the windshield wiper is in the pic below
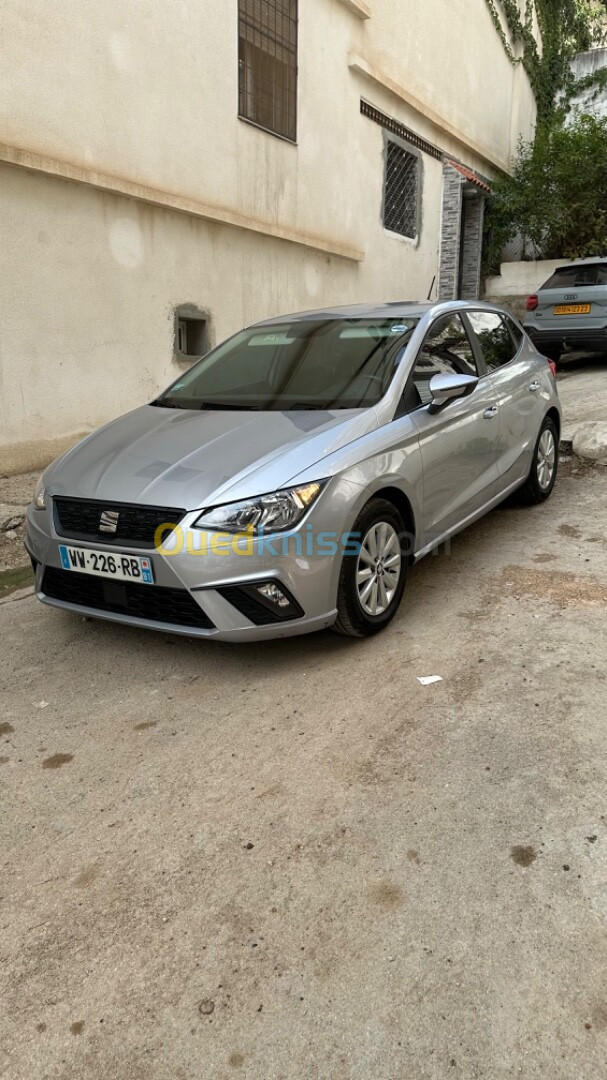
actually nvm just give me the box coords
[197,402,263,411]
[151,399,262,411]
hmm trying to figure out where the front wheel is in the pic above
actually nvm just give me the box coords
[332,498,408,638]
[520,416,559,504]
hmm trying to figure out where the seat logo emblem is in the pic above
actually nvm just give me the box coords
[99,509,119,533]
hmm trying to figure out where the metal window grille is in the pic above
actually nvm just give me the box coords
[238,0,298,142]
[384,141,419,239]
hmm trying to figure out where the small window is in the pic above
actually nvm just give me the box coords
[410,314,478,407]
[238,0,298,142]
[467,311,516,372]
[384,139,419,239]
[175,315,207,358]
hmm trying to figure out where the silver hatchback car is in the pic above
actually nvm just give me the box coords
[26,301,561,641]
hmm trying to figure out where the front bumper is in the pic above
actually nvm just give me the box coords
[24,494,352,642]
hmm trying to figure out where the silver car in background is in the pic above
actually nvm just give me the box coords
[524,258,607,366]
[26,301,561,641]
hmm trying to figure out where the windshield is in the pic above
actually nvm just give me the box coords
[154,318,419,411]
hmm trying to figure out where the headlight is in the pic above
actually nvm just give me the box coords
[193,482,323,534]
[33,475,46,509]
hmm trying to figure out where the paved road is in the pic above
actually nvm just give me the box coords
[2,461,607,1079]
[558,356,607,442]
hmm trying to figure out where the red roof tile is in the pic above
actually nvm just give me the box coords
[447,160,492,193]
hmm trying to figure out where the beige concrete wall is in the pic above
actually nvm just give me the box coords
[0,153,443,473]
[0,0,535,231]
[0,0,539,471]
[358,0,536,172]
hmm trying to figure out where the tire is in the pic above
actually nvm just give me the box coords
[519,416,559,505]
[332,498,409,638]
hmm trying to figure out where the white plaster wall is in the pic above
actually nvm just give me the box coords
[0,0,540,470]
[568,48,607,121]
[0,151,443,472]
[0,0,536,227]
[361,0,537,169]
[485,259,568,296]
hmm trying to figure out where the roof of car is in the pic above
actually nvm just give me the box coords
[252,300,508,325]
[553,257,607,267]
[254,302,433,324]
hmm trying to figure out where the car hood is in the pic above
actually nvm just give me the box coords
[45,405,378,509]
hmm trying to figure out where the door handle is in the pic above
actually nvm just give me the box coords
[483,405,498,419]
[529,380,540,392]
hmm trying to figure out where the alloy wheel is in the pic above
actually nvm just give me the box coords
[537,428,556,490]
[356,521,402,617]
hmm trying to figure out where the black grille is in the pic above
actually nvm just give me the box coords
[384,140,419,239]
[53,498,185,549]
[42,567,215,630]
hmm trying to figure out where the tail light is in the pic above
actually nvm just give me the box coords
[526,294,539,311]
[546,358,557,377]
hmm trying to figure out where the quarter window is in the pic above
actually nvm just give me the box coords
[411,314,478,407]
[467,311,517,372]
[384,139,420,239]
[238,0,298,142]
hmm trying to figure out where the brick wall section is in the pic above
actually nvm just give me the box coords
[438,164,463,300]
[459,194,485,300]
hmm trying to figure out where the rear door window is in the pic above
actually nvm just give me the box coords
[466,311,516,373]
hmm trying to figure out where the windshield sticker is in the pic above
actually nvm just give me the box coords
[248,334,296,346]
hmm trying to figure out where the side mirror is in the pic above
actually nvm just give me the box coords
[428,373,478,413]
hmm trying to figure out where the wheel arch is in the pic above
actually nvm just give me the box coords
[366,485,417,562]
[545,406,561,441]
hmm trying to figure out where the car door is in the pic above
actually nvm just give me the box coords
[406,312,500,547]
[465,310,544,491]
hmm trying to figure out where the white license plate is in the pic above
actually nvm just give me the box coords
[58,545,154,584]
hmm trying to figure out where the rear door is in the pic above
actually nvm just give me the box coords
[466,310,544,490]
[534,263,607,334]
[408,312,500,546]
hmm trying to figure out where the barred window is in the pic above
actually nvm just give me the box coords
[238,0,298,142]
[383,139,420,239]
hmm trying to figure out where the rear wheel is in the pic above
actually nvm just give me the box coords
[333,499,408,638]
[520,416,559,505]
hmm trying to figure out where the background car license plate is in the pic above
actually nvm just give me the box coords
[553,303,591,315]
[59,545,154,583]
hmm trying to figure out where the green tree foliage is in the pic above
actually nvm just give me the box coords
[484,113,607,270]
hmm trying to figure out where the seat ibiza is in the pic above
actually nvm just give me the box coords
[26,301,561,641]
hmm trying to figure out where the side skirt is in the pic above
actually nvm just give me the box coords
[412,476,526,564]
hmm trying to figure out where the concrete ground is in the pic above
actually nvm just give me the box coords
[2,452,607,1079]
[557,355,607,444]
